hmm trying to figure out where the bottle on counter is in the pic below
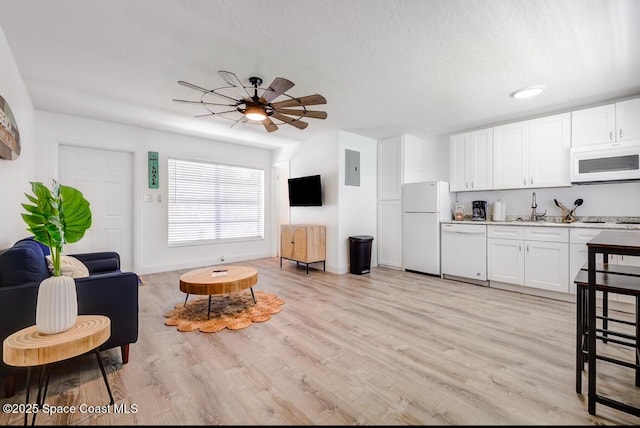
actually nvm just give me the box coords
[454,201,465,221]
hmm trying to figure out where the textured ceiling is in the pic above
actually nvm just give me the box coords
[1,0,639,149]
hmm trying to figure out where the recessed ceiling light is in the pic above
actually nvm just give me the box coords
[511,85,546,99]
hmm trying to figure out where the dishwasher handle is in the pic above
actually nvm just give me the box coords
[442,226,486,235]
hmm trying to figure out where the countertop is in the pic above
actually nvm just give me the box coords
[441,219,640,230]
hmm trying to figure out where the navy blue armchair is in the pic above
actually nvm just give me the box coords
[0,238,139,398]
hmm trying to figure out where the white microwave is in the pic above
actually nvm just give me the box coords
[571,141,640,184]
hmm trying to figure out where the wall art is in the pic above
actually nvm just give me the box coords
[0,95,20,160]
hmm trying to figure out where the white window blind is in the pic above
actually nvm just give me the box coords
[168,158,264,245]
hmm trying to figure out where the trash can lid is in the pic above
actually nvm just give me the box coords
[349,235,374,241]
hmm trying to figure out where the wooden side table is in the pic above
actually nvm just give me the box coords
[2,315,114,425]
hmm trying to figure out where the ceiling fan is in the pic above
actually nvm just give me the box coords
[173,70,327,133]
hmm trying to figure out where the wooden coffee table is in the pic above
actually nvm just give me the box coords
[179,265,258,319]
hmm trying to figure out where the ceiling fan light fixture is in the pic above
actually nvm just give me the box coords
[244,105,267,121]
[511,85,546,99]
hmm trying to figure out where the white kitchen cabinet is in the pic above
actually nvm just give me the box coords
[377,136,404,268]
[528,113,571,188]
[488,226,569,293]
[493,120,528,189]
[616,97,640,142]
[493,113,570,189]
[378,136,403,200]
[449,128,493,192]
[571,97,640,147]
[488,238,525,285]
[377,199,403,268]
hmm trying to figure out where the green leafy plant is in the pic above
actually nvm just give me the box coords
[21,180,92,276]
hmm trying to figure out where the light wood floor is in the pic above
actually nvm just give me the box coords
[2,257,640,425]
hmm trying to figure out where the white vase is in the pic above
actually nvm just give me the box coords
[36,275,78,334]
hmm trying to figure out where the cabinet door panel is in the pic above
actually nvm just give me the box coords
[280,226,293,259]
[571,104,616,147]
[488,238,525,285]
[468,129,493,190]
[525,241,569,292]
[292,227,308,261]
[528,113,570,187]
[616,98,640,142]
[377,200,403,268]
[378,137,403,199]
[493,121,528,189]
[450,133,468,191]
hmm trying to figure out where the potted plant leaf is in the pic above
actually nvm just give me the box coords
[21,180,92,334]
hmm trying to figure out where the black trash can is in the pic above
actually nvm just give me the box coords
[349,235,374,275]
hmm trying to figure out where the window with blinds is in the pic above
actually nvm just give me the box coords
[168,158,264,246]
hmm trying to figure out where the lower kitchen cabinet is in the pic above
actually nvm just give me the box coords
[488,226,569,293]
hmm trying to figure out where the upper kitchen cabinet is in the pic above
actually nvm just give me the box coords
[492,120,529,189]
[378,136,403,200]
[572,97,640,147]
[493,113,570,189]
[528,113,571,188]
[449,128,493,192]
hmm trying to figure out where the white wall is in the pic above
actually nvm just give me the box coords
[338,131,377,273]
[453,181,640,220]
[289,131,339,271]
[36,111,273,274]
[0,26,39,249]
[288,130,378,274]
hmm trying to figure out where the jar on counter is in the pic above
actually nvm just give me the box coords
[454,201,465,221]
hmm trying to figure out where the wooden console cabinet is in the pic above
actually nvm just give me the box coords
[280,224,326,274]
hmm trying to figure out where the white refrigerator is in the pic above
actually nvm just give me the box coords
[402,181,451,275]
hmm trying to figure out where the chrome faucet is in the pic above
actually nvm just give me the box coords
[530,192,547,221]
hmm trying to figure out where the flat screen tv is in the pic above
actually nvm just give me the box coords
[288,174,322,207]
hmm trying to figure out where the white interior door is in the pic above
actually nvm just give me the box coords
[58,145,133,271]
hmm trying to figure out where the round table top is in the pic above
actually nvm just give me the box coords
[2,315,111,367]
[179,265,258,296]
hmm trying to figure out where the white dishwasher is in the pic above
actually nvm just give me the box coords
[441,223,487,283]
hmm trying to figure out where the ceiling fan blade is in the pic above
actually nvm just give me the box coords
[275,108,327,119]
[231,116,249,129]
[218,70,251,98]
[262,117,278,133]
[195,109,237,118]
[173,99,235,107]
[177,81,238,103]
[271,94,327,109]
[262,77,295,103]
[177,80,210,93]
[272,113,309,130]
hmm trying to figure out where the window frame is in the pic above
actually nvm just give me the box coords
[167,156,265,247]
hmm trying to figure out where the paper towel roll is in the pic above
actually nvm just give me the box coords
[493,199,505,221]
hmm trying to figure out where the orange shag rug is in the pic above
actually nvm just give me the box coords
[164,290,285,333]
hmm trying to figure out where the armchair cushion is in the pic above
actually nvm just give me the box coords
[0,238,50,287]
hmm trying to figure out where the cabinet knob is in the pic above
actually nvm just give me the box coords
[609,131,613,141]
[620,129,623,139]
[530,177,533,185]
[523,178,526,186]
